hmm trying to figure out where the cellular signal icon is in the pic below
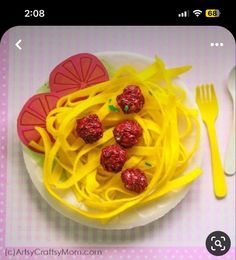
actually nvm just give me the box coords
[178,10,190,17]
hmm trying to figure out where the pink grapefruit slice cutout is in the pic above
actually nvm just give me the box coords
[17,93,59,151]
[49,53,109,96]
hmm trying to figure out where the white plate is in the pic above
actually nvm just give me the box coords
[23,52,203,230]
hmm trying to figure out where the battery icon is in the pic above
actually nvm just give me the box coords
[205,9,220,17]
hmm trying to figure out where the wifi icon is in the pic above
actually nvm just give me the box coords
[193,9,202,17]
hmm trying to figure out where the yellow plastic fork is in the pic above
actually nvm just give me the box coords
[196,84,227,198]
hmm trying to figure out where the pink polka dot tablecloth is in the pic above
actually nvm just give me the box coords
[0,26,235,259]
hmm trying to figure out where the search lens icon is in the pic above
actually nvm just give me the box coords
[206,231,231,256]
[215,240,222,247]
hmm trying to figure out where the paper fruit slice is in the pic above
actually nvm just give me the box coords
[17,93,59,151]
[49,53,109,96]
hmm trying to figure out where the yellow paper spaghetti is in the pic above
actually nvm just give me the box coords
[30,57,202,223]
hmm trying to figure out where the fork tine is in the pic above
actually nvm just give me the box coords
[203,85,207,101]
[206,84,211,100]
[210,84,216,100]
[206,84,211,101]
[200,85,204,101]
[204,84,211,101]
[196,86,201,103]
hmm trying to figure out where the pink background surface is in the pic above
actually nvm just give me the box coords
[0,26,235,259]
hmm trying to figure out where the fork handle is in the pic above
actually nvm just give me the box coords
[206,122,227,198]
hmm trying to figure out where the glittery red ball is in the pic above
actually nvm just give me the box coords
[76,114,103,143]
[113,120,143,148]
[121,168,148,193]
[100,144,127,173]
[116,85,145,114]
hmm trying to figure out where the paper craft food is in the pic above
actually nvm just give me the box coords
[49,53,109,96]
[17,93,59,151]
[17,52,202,225]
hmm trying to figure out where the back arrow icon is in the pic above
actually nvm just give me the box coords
[15,39,22,50]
